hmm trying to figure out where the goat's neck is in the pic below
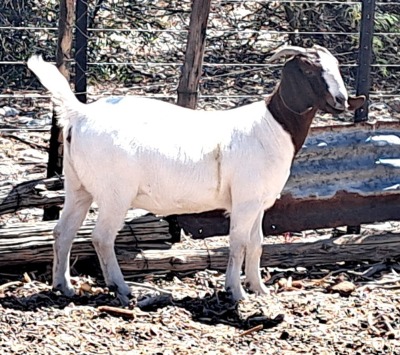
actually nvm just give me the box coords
[266,86,317,155]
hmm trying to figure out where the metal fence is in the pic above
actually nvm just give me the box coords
[0,0,399,231]
[0,0,399,116]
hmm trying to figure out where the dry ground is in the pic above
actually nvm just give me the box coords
[1,253,400,354]
[0,100,400,354]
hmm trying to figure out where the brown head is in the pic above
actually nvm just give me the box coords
[267,45,365,153]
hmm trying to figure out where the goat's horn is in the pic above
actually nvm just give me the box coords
[312,44,331,55]
[268,46,308,62]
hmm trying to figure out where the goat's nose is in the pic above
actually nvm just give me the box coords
[335,93,347,106]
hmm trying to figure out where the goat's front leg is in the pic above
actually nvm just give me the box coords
[92,201,131,305]
[226,203,260,301]
[53,187,93,296]
[244,211,268,295]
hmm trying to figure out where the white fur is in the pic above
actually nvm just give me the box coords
[318,48,349,109]
[61,96,293,302]
[27,53,340,304]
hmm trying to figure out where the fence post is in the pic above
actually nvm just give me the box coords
[75,0,88,103]
[167,0,212,241]
[346,0,376,233]
[56,0,75,79]
[43,0,75,221]
[177,0,212,109]
[354,0,376,122]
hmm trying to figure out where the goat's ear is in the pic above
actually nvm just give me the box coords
[347,95,366,111]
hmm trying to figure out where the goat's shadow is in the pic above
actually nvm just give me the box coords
[137,289,284,330]
[0,284,283,330]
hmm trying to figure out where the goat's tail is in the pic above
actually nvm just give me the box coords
[27,55,80,109]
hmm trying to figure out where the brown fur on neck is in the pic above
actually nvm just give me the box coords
[266,87,317,155]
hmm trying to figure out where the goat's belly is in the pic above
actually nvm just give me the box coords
[132,183,229,215]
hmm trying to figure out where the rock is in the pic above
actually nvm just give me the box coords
[327,280,356,296]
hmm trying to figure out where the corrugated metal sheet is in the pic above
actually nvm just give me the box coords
[178,121,400,238]
[287,121,400,199]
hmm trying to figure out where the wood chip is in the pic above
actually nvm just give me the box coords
[97,306,135,319]
[238,324,263,337]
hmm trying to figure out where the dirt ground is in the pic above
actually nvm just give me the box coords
[1,99,400,354]
[0,251,400,354]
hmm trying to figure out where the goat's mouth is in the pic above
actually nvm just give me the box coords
[326,104,346,115]
[324,101,346,114]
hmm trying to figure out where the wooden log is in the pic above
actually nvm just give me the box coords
[2,220,399,272]
[117,233,400,273]
[0,214,171,267]
[0,177,65,215]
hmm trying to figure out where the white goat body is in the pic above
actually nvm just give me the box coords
[27,46,363,304]
[69,97,293,215]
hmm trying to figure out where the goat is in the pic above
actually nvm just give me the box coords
[28,45,365,305]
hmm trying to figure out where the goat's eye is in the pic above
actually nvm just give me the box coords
[304,69,314,76]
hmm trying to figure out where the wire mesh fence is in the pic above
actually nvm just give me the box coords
[0,0,399,113]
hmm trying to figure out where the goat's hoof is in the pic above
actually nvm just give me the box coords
[226,286,247,302]
[53,283,75,298]
[244,280,269,296]
[107,284,132,306]
[117,293,132,307]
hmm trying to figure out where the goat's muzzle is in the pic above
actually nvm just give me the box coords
[325,94,366,114]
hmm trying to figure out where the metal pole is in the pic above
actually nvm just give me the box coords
[354,0,376,122]
[75,0,88,103]
[347,0,376,234]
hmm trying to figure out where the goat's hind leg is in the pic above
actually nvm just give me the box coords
[91,198,131,305]
[53,186,93,296]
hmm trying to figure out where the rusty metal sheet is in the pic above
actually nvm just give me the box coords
[288,121,400,199]
[178,121,400,238]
